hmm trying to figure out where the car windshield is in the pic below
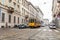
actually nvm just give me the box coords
[53,25,55,26]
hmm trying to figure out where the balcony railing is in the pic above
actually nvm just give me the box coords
[7,7,14,13]
[25,15,29,19]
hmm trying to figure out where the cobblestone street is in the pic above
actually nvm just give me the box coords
[29,27,60,40]
[0,0,60,40]
[0,28,40,40]
[0,27,60,40]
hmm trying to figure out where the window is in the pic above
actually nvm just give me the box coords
[24,9,26,15]
[22,19,23,23]
[13,2,16,6]
[22,0,25,6]
[58,1,60,3]
[18,0,19,3]
[2,13,5,22]
[9,0,12,3]
[17,5,20,8]
[14,16,16,23]
[22,8,24,15]
[18,17,19,24]
[9,15,11,23]
[22,8,25,16]
[13,2,16,10]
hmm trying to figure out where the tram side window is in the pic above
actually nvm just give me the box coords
[29,19,34,23]
[32,19,34,23]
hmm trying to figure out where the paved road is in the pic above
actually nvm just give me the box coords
[0,26,60,40]
[29,26,60,40]
[0,28,40,40]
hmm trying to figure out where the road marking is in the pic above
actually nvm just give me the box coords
[43,29,47,31]
[38,29,41,31]
[54,30,59,32]
[49,30,52,32]
[43,29,53,32]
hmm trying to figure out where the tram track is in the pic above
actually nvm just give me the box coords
[28,28,43,40]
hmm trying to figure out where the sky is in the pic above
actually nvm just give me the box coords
[28,0,53,22]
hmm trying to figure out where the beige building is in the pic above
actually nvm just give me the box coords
[28,2,38,18]
[0,0,43,28]
[0,0,21,28]
[20,0,39,24]
[20,0,30,24]
[35,6,43,22]
[52,0,60,27]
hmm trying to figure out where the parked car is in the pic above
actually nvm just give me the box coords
[49,24,56,29]
[14,25,18,28]
[41,24,45,27]
[18,24,28,29]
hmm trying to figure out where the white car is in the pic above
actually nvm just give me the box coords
[49,25,56,29]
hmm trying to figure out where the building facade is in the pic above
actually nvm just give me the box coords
[0,0,21,28]
[52,0,60,28]
[43,19,49,26]
[35,6,43,22]
[20,0,30,24]
[0,0,43,28]
[20,0,39,24]
[28,2,38,18]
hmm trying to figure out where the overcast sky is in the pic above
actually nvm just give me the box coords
[28,0,53,22]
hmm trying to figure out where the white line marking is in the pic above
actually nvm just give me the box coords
[54,30,59,32]
[38,29,41,31]
[43,29,47,31]
[49,30,52,32]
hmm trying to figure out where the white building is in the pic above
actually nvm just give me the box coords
[52,0,60,28]
[35,6,44,23]
[20,0,39,24]
[0,0,43,28]
[0,0,21,28]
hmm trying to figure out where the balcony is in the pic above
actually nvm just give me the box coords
[25,15,29,19]
[7,7,14,13]
[53,14,56,17]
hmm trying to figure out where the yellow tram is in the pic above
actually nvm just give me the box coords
[28,18,41,28]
